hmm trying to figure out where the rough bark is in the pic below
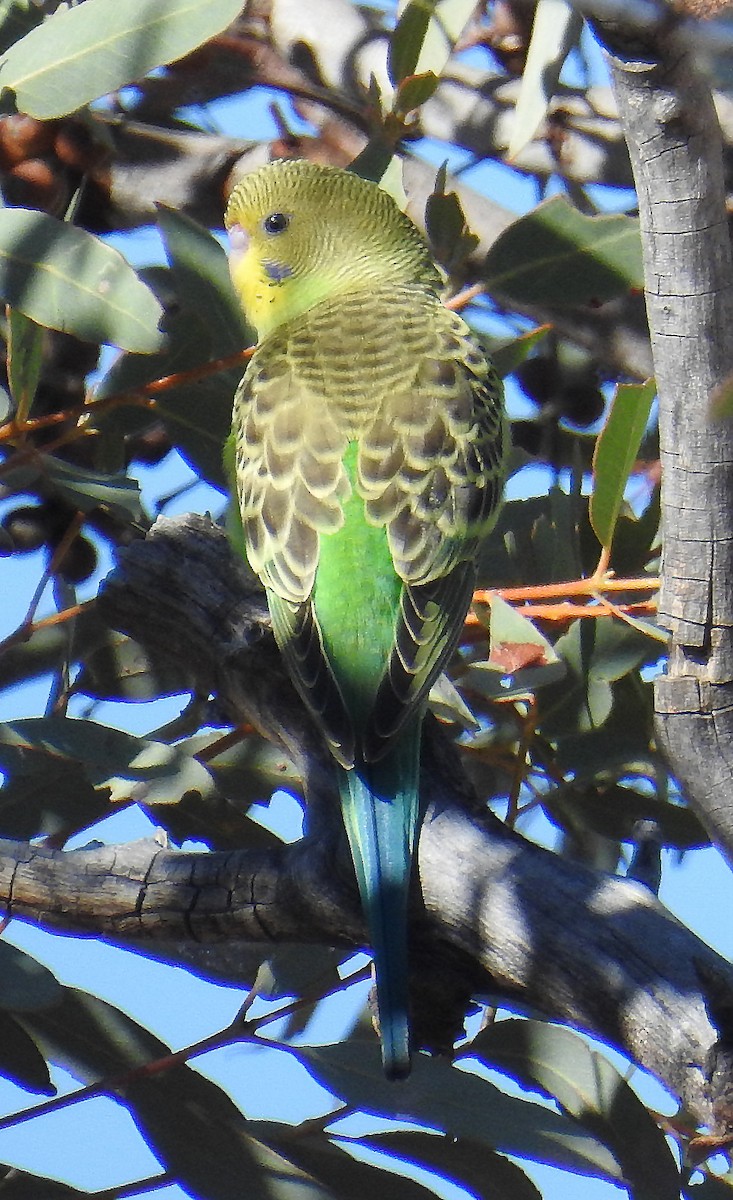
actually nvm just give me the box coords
[606,34,733,864]
[8,511,733,1128]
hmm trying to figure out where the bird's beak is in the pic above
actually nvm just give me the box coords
[227,222,249,267]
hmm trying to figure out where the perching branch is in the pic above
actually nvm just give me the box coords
[3,511,732,1129]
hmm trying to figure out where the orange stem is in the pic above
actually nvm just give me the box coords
[465,598,656,625]
[445,283,484,311]
[474,576,659,604]
[0,348,254,443]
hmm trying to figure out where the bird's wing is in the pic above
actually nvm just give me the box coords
[233,301,506,766]
[232,335,356,767]
[359,308,507,759]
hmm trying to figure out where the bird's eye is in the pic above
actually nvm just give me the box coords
[263,212,289,235]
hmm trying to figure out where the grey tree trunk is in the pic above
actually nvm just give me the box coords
[607,30,733,864]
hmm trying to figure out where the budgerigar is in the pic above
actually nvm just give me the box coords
[224,159,507,1079]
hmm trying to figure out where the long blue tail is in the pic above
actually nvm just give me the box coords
[337,720,421,1080]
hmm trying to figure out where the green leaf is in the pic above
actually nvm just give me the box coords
[469,1020,681,1200]
[254,945,343,1000]
[132,730,299,851]
[0,942,62,1012]
[466,596,565,700]
[393,70,439,114]
[389,2,434,86]
[97,215,246,489]
[104,737,218,810]
[508,0,582,159]
[0,0,43,58]
[156,204,247,351]
[590,380,656,549]
[490,324,552,379]
[246,1142,343,1200]
[299,1039,623,1182]
[537,615,661,740]
[359,1131,542,1200]
[6,306,42,421]
[544,780,708,851]
[425,166,479,273]
[17,986,165,1081]
[261,1128,439,1200]
[0,718,222,837]
[18,982,300,1200]
[125,1068,276,1200]
[476,490,589,591]
[0,755,104,840]
[0,1163,89,1197]
[202,732,303,809]
[428,672,480,733]
[484,196,644,308]
[0,0,245,119]
[563,616,660,684]
[154,205,248,485]
[538,627,610,736]
[0,603,113,695]
[0,1010,54,1095]
[41,455,142,521]
[388,0,478,86]
[0,209,163,351]
[73,630,195,702]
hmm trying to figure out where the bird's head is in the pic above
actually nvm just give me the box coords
[224,158,441,340]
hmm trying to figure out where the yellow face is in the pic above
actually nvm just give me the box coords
[226,205,301,338]
[225,159,439,340]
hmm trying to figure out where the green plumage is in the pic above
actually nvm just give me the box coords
[225,160,507,1077]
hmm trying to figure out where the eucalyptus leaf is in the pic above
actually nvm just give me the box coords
[0,0,43,57]
[156,204,247,350]
[464,596,565,699]
[393,70,439,114]
[426,167,479,273]
[6,306,42,421]
[544,781,708,851]
[261,1129,439,1200]
[0,603,114,694]
[255,945,344,999]
[0,717,220,823]
[389,0,478,86]
[0,209,163,351]
[0,943,62,1013]
[41,454,142,521]
[97,216,247,489]
[360,1131,542,1200]
[17,986,169,1082]
[0,1010,54,1095]
[0,755,105,839]
[470,1020,681,1200]
[0,1163,88,1197]
[508,0,582,159]
[0,0,245,118]
[490,324,552,379]
[590,379,656,549]
[299,1038,622,1181]
[73,630,195,702]
[125,1068,276,1200]
[484,196,643,308]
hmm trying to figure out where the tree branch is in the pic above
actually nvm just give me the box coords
[1,511,729,1128]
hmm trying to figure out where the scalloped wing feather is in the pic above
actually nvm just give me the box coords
[232,290,506,761]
